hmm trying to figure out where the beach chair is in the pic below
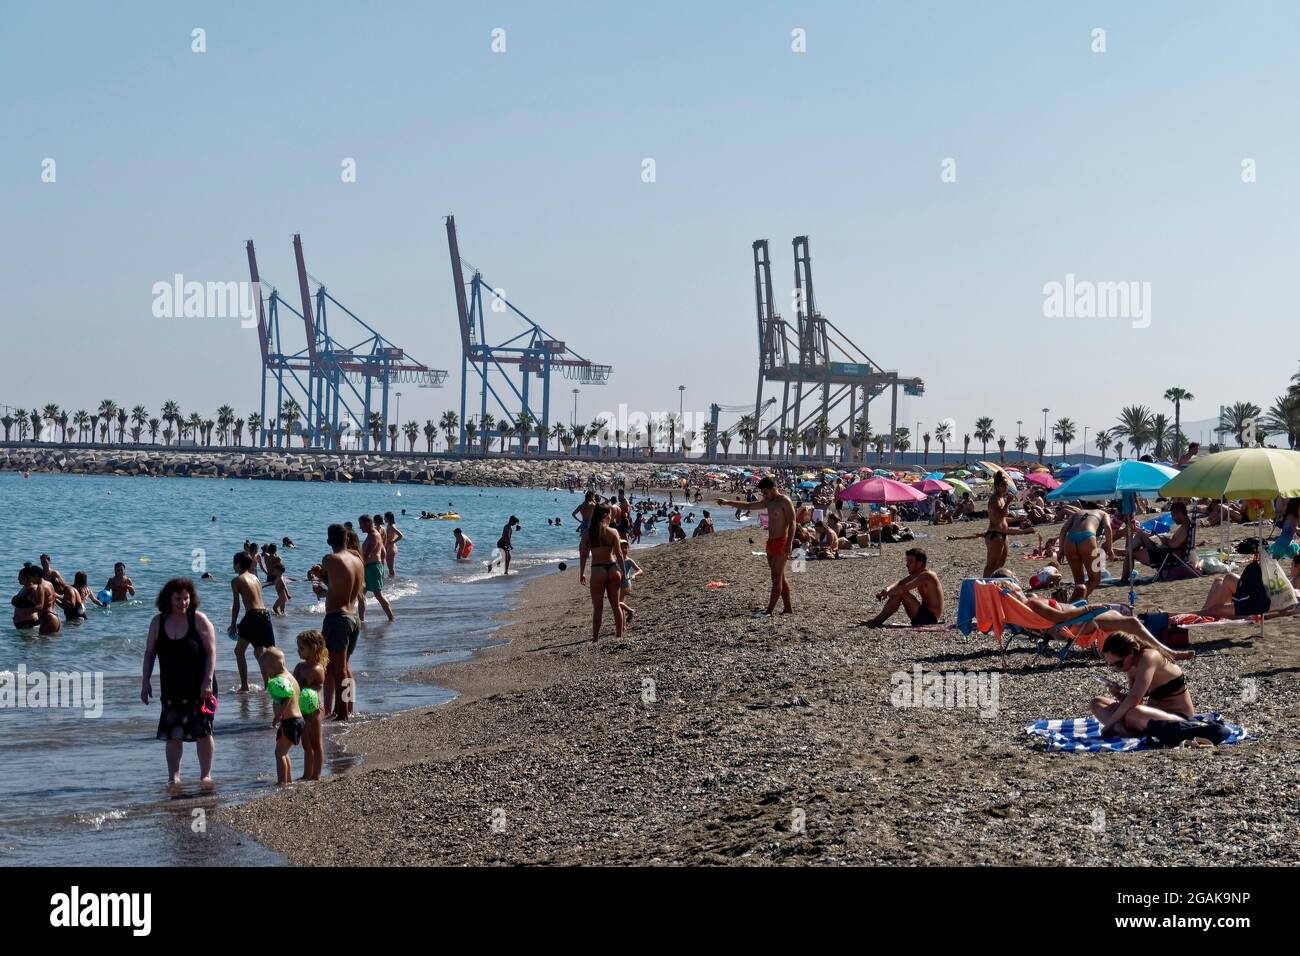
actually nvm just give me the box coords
[1153,520,1201,581]
[969,581,1110,666]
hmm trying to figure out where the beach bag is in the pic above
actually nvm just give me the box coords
[1260,552,1297,612]
[1231,562,1270,617]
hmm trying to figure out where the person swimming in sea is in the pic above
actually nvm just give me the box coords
[105,562,136,602]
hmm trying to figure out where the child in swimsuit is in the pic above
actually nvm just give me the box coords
[293,630,327,781]
[261,647,303,785]
[619,551,642,629]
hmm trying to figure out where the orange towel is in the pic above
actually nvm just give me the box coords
[973,582,1102,649]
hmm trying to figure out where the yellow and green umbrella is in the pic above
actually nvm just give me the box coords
[1160,448,1300,500]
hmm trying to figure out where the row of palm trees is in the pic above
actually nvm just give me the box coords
[10,374,1300,461]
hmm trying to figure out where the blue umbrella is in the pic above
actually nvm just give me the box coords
[798,480,819,489]
[1046,459,1179,501]
[923,471,944,480]
[1055,462,1096,481]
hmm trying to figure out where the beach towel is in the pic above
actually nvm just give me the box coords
[1024,713,1248,753]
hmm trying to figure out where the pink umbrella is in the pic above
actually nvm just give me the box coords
[1024,472,1060,490]
[916,478,952,495]
[836,476,928,504]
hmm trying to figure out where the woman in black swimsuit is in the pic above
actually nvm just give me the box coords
[12,566,42,630]
[587,505,626,642]
[141,578,218,784]
[1091,632,1194,736]
[50,571,87,622]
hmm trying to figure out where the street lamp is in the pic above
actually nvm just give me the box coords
[395,392,402,428]
[572,388,580,427]
[678,385,685,418]
[1041,407,1050,459]
[1082,426,1089,460]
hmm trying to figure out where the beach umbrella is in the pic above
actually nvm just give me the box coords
[798,480,820,489]
[975,460,1005,474]
[1046,459,1179,501]
[873,468,894,476]
[945,477,974,497]
[1024,472,1061,490]
[1161,448,1300,636]
[1056,462,1095,480]
[923,471,945,480]
[950,469,971,477]
[836,476,928,504]
[917,478,952,495]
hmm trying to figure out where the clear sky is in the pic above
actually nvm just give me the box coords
[3,1,1298,453]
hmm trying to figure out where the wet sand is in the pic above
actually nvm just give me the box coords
[224,522,1300,865]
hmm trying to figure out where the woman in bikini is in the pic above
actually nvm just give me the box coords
[50,571,87,622]
[1058,507,1116,601]
[1091,632,1194,737]
[586,504,626,642]
[384,512,404,578]
[12,565,43,630]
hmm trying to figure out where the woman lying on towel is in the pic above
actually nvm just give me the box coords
[1091,633,1197,738]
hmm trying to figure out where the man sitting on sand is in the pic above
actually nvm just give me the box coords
[863,547,943,627]
[716,476,796,617]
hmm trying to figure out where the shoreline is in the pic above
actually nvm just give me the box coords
[222,525,1300,865]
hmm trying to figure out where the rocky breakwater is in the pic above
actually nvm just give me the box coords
[0,446,687,488]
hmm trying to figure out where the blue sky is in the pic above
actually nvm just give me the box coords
[2,1,1298,451]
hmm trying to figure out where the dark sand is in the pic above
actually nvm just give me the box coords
[224,522,1300,865]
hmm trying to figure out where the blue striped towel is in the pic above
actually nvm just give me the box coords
[1024,713,1248,752]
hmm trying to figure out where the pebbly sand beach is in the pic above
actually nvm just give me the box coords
[224,525,1300,865]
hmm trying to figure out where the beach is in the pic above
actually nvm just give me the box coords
[223,525,1300,866]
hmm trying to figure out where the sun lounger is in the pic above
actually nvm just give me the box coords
[968,580,1110,665]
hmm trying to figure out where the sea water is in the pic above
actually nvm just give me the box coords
[0,471,735,866]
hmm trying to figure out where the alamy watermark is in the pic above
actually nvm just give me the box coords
[1042,274,1151,329]
[890,664,999,718]
[1,666,104,718]
[151,275,259,327]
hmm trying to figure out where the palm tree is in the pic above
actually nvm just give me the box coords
[962,433,970,464]
[588,418,608,456]
[233,418,244,446]
[29,409,42,442]
[1034,437,1046,460]
[781,427,798,462]
[1052,418,1076,459]
[14,410,30,441]
[97,400,118,442]
[480,414,496,453]
[515,412,535,455]
[997,435,1006,463]
[246,413,262,447]
[1223,401,1262,446]
[160,401,180,445]
[423,419,438,452]
[1150,413,1172,459]
[765,429,778,460]
[216,405,235,446]
[569,424,585,455]
[1264,393,1300,449]
[973,416,995,457]
[933,421,951,461]
[894,427,911,454]
[1163,387,1194,458]
[874,434,888,463]
[1015,434,1030,459]
[1112,405,1155,458]
[1,415,12,442]
[813,414,831,461]
[72,410,89,443]
[440,410,459,451]
[550,421,567,455]
[387,423,399,450]
[737,415,758,458]
[1113,440,1123,460]
[186,412,203,443]
[665,413,681,457]
[42,404,61,442]
[404,420,419,451]
[366,412,384,450]
[536,421,550,455]
[1094,428,1111,463]
[281,400,303,448]
[497,419,511,454]
[922,432,931,465]
[129,405,148,443]
[146,417,160,444]
[802,429,818,459]
[718,431,733,457]
[643,417,657,457]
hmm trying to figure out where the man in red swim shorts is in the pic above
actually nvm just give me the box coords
[717,476,797,617]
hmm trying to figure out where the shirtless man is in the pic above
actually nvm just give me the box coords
[105,562,136,602]
[321,523,365,721]
[982,473,1032,577]
[573,493,597,584]
[454,528,473,560]
[359,514,395,622]
[864,548,944,627]
[229,551,275,692]
[717,476,796,617]
[498,516,521,576]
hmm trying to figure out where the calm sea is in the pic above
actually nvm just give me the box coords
[0,470,740,866]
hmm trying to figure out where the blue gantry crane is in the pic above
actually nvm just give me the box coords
[246,235,446,451]
[445,215,611,451]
